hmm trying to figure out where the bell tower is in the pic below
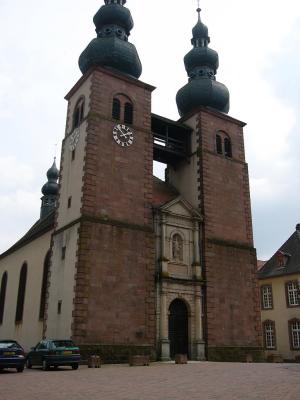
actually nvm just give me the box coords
[45,0,156,359]
[167,5,262,360]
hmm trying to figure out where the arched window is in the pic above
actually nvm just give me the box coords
[172,234,183,262]
[124,102,133,124]
[15,263,27,324]
[216,134,222,154]
[216,131,233,159]
[0,272,8,324]
[224,137,232,158]
[39,251,50,320]
[73,97,85,129]
[112,98,121,120]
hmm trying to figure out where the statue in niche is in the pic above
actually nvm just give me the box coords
[172,234,183,262]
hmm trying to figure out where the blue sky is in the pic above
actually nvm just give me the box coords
[0,0,300,260]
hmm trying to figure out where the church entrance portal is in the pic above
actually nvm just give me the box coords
[168,299,189,359]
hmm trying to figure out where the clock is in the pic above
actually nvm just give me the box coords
[113,124,134,147]
[69,128,80,151]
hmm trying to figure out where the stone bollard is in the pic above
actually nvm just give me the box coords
[175,354,188,364]
[88,355,101,368]
[129,355,150,366]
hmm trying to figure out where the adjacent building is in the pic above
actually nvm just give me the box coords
[258,225,300,361]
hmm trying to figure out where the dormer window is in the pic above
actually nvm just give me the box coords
[276,251,290,268]
[73,97,85,129]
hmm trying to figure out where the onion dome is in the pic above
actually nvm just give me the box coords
[79,0,142,79]
[42,159,59,196]
[40,159,59,220]
[176,6,230,117]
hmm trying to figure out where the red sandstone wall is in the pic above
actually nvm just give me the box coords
[72,69,156,346]
[197,110,262,349]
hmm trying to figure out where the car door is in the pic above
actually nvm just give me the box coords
[33,341,48,366]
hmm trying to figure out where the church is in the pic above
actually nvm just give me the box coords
[0,0,262,362]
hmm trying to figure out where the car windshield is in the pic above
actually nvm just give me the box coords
[0,342,20,349]
[52,340,75,348]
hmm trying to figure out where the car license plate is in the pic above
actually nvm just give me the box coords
[63,351,72,355]
[4,352,15,356]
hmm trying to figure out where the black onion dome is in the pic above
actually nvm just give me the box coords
[93,3,133,36]
[176,79,230,117]
[176,7,230,116]
[184,47,219,75]
[42,160,59,196]
[192,20,209,41]
[79,0,142,79]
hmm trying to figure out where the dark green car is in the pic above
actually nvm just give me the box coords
[26,340,80,371]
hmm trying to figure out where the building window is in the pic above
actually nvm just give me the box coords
[73,97,85,129]
[57,300,62,315]
[286,281,300,307]
[0,272,8,324]
[39,252,50,320]
[68,197,72,209]
[263,320,276,349]
[172,233,183,262]
[15,263,27,324]
[216,131,232,158]
[72,149,76,161]
[224,137,232,158]
[261,285,273,309]
[289,319,300,350]
[216,134,222,154]
[61,246,66,260]
[124,102,133,124]
[112,98,121,120]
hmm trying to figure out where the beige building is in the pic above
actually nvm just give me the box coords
[258,224,300,361]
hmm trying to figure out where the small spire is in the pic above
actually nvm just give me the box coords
[197,0,201,21]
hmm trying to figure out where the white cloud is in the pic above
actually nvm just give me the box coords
[0,0,300,259]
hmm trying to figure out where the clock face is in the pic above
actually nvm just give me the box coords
[113,124,134,147]
[69,128,80,151]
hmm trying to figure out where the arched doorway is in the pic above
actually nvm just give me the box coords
[168,299,189,359]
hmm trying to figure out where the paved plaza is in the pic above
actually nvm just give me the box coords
[1,362,300,400]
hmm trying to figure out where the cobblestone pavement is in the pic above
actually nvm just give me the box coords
[1,362,300,400]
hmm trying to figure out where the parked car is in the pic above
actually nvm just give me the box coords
[26,339,80,371]
[0,340,26,373]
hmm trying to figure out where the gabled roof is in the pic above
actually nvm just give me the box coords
[258,229,300,279]
[159,196,202,219]
[0,211,55,260]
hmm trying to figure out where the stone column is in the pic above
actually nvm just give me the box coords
[194,293,205,360]
[193,222,202,279]
[160,291,170,361]
[161,216,168,276]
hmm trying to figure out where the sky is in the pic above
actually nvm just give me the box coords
[0,0,300,260]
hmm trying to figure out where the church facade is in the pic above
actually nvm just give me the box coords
[0,0,262,362]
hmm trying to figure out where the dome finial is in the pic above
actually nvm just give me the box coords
[197,0,201,21]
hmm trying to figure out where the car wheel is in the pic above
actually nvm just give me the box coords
[42,360,50,371]
[26,359,32,369]
[17,366,24,373]
[71,364,79,370]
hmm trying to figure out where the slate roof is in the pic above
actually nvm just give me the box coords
[152,176,179,208]
[0,211,55,260]
[258,229,300,279]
